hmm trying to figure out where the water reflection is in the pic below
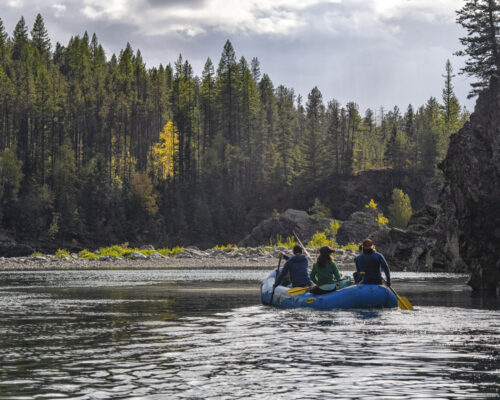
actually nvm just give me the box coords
[0,270,498,399]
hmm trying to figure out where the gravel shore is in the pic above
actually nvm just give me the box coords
[0,247,358,271]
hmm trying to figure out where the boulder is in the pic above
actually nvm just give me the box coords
[0,232,33,257]
[439,76,500,294]
[238,209,332,247]
[132,251,148,260]
[149,252,167,260]
[336,211,379,245]
[362,203,466,272]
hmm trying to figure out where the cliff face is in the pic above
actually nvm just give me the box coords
[317,169,440,220]
[440,77,500,294]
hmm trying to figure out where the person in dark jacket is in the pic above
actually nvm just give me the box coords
[274,245,311,288]
[353,244,363,283]
[356,239,391,285]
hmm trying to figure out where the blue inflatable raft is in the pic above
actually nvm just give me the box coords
[261,270,397,310]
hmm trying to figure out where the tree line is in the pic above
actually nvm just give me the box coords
[0,14,470,248]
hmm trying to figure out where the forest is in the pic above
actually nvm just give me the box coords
[0,14,469,248]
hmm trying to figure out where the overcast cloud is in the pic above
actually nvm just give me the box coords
[0,0,473,113]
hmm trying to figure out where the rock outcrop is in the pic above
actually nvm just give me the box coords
[238,209,332,247]
[336,211,380,245]
[439,77,500,294]
[0,232,33,257]
[367,205,467,272]
[316,169,440,220]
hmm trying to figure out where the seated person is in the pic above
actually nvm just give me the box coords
[357,239,391,286]
[274,245,311,288]
[353,244,363,283]
[310,245,341,294]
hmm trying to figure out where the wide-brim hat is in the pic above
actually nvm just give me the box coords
[362,239,374,250]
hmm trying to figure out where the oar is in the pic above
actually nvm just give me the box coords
[286,286,309,296]
[384,280,413,310]
[286,279,346,296]
[292,230,313,263]
[269,255,282,305]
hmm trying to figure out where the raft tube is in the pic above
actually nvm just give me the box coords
[261,270,397,310]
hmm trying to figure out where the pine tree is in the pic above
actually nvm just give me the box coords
[455,0,500,96]
[251,57,261,83]
[441,60,461,136]
[12,16,29,61]
[31,14,51,60]
[0,18,8,59]
[302,86,325,186]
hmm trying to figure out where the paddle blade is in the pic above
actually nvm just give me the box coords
[286,287,308,296]
[398,296,413,310]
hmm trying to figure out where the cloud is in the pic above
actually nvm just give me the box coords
[7,0,24,8]
[80,0,345,36]
[52,3,66,17]
[0,0,472,112]
[76,0,460,39]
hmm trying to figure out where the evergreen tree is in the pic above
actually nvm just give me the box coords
[12,16,29,61]
[251,57,261,83]
[302,86,325,186]
[441,60,461,136]
[456,0,500,96]
[0,18,8,59]
[31,13,51,60]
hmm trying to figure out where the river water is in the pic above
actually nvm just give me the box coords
[0,269,498,399]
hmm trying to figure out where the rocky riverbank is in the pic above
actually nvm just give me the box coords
[0,246,359,271]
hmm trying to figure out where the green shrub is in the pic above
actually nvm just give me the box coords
[157,246,185,257]
[55,248,70,260]
[78,249,99,259]
[212,244,237,250]
[388,188,413,228]
[269,235,297,248]
[30,251,42,257]
[307,232,337,249]
[377,213,389,226]
[365,198,378,211]
[309,198,332,222]
[328,220,340,236]
[341,243,360,251]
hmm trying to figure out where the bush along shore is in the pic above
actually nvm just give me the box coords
[0,244,360,271]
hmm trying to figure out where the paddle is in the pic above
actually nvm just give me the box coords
[269,255,282,305]
[384,279,413,310]
[286,286,309,296]
[292,230,313,263]
[286,279,348,296]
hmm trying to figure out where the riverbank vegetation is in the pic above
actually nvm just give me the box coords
[0,14,469,249]
[32,238,360,260]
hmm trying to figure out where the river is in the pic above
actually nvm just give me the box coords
[0,269,499,399]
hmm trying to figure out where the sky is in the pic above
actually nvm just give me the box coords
[1,0,475,115]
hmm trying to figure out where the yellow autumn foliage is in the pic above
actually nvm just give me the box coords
[152,121,179,181]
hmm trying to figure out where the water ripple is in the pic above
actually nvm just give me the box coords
[0,270,498,399]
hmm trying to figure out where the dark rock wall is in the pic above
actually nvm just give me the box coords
[440,77,500,294]
[0,232,33,257]
[238,209,332,247]
[315,169,440,220]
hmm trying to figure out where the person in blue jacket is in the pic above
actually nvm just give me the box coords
[353,244,363,283]
[356,238,391,286]
[273,245,311,288]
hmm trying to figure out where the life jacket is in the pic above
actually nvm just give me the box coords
[358,253,385,284]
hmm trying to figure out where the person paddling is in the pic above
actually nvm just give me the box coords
[309,245,341,294]
[357,239,391,286]
[274,245,311,289]
[353,244,363,284]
